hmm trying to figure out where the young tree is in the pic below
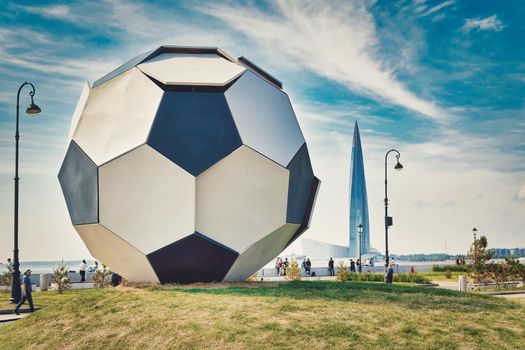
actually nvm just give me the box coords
[93,265,112,288]
[336,261,350,282]
[506,258,525,283]
[285,258,302,281]
[1,271,12,293]
[467,235,494,283]
[51,260,71,293]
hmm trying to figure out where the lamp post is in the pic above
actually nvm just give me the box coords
[472,227,478,263]
[10,82,41,303]
[384,149,403,268]
[357,223,363,273]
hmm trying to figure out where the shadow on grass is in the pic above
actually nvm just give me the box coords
[156,281,519,313]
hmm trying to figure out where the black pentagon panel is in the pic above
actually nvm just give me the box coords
[147,232,238,284]
[58,141,98,225]
[286,143,315,224]
[148,91,242,176]
[285,176,320,249]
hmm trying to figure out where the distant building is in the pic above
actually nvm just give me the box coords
[349,122,370,257]
[489,247,525,258]
[302,238,349,259]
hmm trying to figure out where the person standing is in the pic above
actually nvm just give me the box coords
[305,258,311,275]
[350,259,356,273]
[275,257,282,275]
[384,263,394,284]
[14,269,34,315]
[357,258,362,273]
[328,258,335,276]
[7,258,13,273]
[79,260,87,282]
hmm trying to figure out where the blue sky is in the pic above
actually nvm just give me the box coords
[0,0,524,260]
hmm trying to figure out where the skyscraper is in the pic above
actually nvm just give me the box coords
[349,122,370,257]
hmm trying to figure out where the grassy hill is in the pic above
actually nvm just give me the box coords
[0,281,523,349]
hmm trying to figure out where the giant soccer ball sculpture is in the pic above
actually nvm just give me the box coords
[58,46,319,283]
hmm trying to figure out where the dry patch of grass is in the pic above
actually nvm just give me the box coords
[0,282,523,349]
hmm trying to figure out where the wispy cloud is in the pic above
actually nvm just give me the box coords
[419,0,455,17]
[200,1,448,123]
[461,15,504,32]
[20,4,71,19]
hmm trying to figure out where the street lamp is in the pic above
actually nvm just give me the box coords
[384,149,403,268]
[10,82,41,303]
[472,227,478,263]
[357,223,363,273]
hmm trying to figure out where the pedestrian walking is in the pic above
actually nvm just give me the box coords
[305,258,311,275]
[79,259,87,282]
[14,269,35,315]
[328,258,335,276]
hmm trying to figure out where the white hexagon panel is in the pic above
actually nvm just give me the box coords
[58,46,320,284]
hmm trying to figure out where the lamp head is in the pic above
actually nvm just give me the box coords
[26,103,41,115]
[357,223,363,233]
[25,92,41,115]
[472,227,477,233]
[394,161,403,171]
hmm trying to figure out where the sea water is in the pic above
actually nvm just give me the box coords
[1,260,98,274]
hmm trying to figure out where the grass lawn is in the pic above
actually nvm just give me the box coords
[0,281,524,349]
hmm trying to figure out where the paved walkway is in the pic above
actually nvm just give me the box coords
[432,281,457,290]
[0,312,30,326]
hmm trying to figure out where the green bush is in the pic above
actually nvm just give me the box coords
[432,264,468,272]
[335,271,432,284]
[444,269,452,279]
[394,273,431,284]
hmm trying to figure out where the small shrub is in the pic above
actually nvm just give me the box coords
[286,258,301,281]
[346,273,384,282]
[336,261,350,282]
[432,264,468,272]
[409,266,416,275]
[51,260,71,293]
[444,269,452,279]
[394,273,431,284]
[1,271,12,293]
[93,266,112,288]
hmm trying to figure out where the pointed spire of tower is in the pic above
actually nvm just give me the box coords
[349,121,370,257]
